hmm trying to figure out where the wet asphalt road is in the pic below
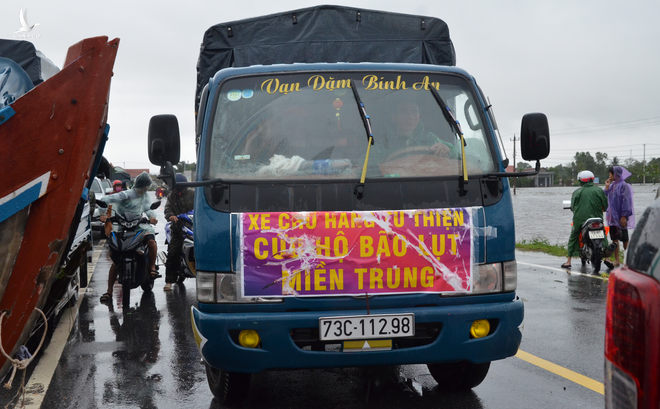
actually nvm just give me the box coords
[3,200,609,408]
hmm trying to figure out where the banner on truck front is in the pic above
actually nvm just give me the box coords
[239,208,473,297]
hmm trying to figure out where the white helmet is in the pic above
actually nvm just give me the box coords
[577,170,595,183]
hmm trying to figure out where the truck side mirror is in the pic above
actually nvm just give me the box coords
[148,114,181,166]
[520,113,550,161]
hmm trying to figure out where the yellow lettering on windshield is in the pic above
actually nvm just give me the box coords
[309,75,326,90]
[363,75,409,90]
[308,75,351,91]
[363,75,379,90]
[261,78,300,95]
[412,76,441,91]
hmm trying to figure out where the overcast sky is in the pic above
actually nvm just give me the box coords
[3,0,659,173]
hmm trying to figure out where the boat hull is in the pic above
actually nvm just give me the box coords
[0,36,119,377]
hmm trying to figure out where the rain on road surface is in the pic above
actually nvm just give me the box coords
[1,193,611,409]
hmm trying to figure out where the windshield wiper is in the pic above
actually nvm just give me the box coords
[429,87,469,195]
[350,80,375,200]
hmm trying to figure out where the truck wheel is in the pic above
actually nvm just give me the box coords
[205,363,251,405]
[427,361,490,391]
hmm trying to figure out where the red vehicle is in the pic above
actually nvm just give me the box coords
[605,195,660,408]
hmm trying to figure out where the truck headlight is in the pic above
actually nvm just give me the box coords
[472,263,502,293]
[196,271,282,303]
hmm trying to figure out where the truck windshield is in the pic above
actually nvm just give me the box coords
[209,71,495,181]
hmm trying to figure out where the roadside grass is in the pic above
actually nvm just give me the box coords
[515,237,566,257]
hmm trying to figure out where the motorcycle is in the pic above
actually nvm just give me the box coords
[98,200,162,308]
[564,200,616,274]
[159,210,195,283]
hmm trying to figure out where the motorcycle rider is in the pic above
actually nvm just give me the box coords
[112,180,123,193]
[163,173,195,291]
[561,170,608,269]
[98,171,159,303]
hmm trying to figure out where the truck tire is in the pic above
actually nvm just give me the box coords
[427,361,490,391]
[205,363,251,405]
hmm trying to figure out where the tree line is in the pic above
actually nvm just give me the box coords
[516,152,659,186]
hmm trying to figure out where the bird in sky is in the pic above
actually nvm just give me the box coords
[13,8,40,34]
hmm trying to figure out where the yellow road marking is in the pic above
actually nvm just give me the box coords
[516,350,604,395]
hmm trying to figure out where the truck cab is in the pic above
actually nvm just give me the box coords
[147,6,550,404]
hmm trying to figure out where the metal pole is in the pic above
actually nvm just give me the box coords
[643,144,646,185]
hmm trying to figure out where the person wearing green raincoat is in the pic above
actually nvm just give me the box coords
[562,170,608,269]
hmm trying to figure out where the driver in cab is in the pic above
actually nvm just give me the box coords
[374,99,459,162]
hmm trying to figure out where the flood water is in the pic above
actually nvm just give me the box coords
[511,183,659,245]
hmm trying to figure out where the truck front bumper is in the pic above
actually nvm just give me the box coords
[191,295,523,373]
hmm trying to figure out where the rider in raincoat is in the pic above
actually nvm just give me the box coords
[604,166,635,266]
[98,172,160,302]
[562,170,608,269]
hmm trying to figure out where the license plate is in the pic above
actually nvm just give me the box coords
[319,313,414,341]
[589,230,605,239]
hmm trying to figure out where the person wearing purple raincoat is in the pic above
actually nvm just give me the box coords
[604,166,635,266]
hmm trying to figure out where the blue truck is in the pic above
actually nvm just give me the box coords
[147,6,550,404]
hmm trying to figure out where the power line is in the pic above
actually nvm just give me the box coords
[550,143,660,152]
[501,115,660,139]
[552,119,660,136]
[546,116,660,135]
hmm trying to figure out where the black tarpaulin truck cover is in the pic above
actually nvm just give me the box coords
[196,4,455,111]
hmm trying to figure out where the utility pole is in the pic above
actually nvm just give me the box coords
[643,144,646,185]
[510,135,519,195]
